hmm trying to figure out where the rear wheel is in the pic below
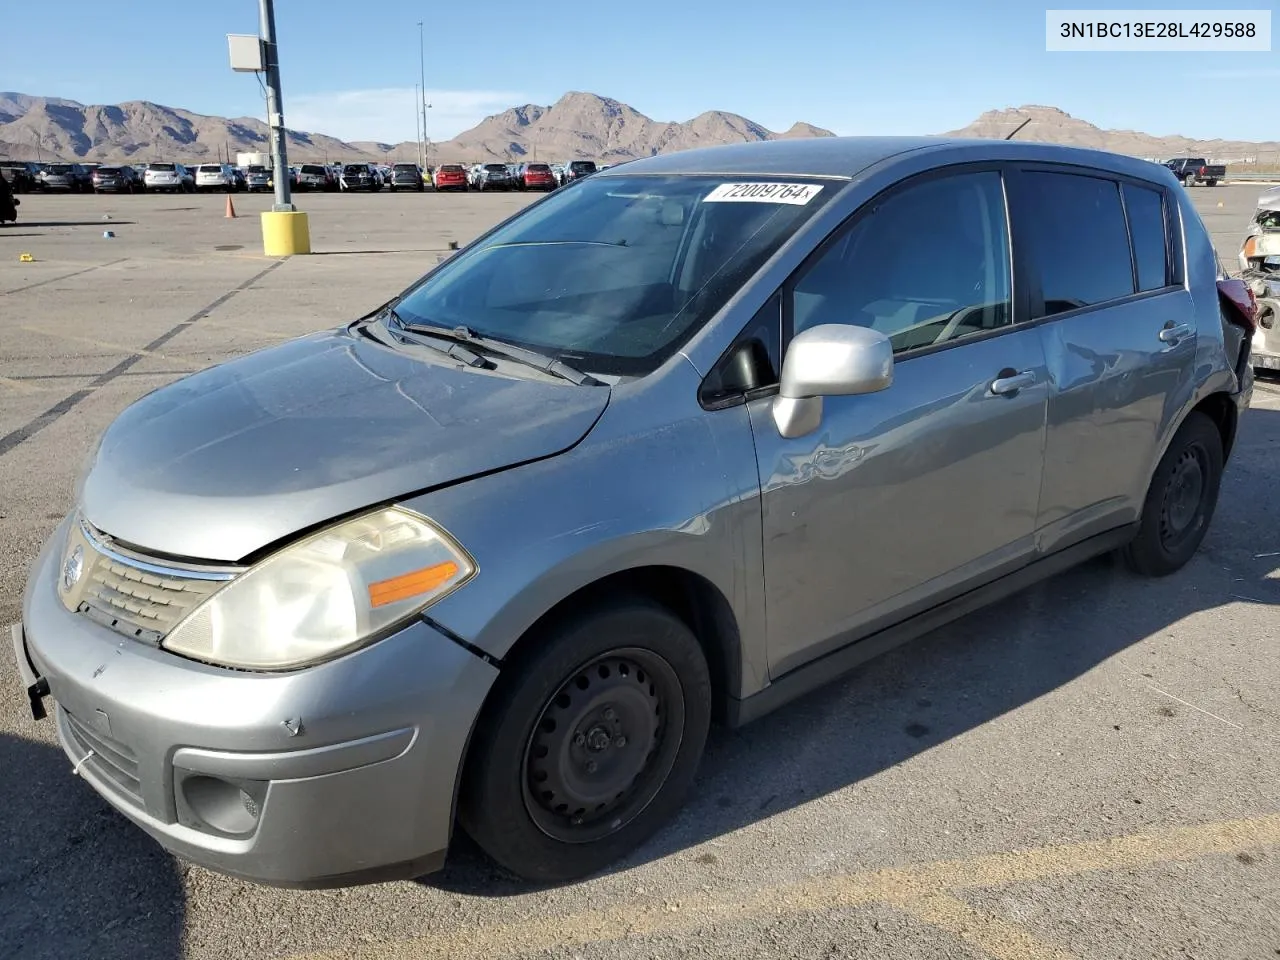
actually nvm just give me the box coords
[1122,412,1223,576]
[460,598,711,883]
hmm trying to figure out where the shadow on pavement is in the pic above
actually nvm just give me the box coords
[0,732,185,960]
[427,402,1280,896]
[6,221,138,228]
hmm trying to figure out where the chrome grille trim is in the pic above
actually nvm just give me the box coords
[80,518,242,581]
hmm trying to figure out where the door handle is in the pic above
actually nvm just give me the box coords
[1158,323,1193,344]
[990,370,1036,396]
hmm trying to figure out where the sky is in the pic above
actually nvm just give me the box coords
[7,1,1278,144]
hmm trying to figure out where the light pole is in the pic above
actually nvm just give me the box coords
[414,83,421,168]
[418,22,427,171]
[260,0,293,210]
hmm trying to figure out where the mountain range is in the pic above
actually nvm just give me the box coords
[0,91,835,166]
[2,92,1276,167]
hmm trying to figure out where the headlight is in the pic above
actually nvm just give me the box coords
[162,507,475,670]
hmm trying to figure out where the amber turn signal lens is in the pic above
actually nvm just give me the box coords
[368,561,460,608]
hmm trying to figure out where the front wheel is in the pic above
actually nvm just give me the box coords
[459,598,711,883]
[1122,411,1223,576]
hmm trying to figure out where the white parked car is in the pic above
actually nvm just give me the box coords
[195,164,239,192]
[143,162,191,193]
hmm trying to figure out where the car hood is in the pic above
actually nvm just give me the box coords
[81,327,610,562]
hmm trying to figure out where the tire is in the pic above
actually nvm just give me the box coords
[1183,175,1196,188]
[459,598,712,883]
[1122,411,1224,576]
[1207,180,1218,187]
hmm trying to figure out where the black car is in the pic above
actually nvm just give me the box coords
[388,163,425,192]
[91,165,143,194]
[561,160,598,186]
[38,163,93,192]
[0,161,42,193]
[340,163,382,192]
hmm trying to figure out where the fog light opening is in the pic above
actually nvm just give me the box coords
[180,774,266,836]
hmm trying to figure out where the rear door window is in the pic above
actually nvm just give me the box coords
[1019,172,1134,318]
[1122,183,1170,291]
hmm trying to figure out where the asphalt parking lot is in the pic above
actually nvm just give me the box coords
[1,184,1278,960]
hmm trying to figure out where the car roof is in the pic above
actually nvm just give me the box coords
[596,136,1173,183]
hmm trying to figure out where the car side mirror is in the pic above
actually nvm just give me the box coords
[772,324,893,439]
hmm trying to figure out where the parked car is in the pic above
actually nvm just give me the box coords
[475,162,514,191]
[12,137,1254,891]
[91,166,143,194]
[559,159,598,187]
[0,170,19,223]
[1164,157,1225,187]
[294,163,336,192]
[143,162,190,193]
[195,164,240,192]
[37,163,93,192]
[0,161,43,192]
[243,165,271,192]
[389,163,426,192]
[341,163,383,191]
[518,162,556,191]
[433,163,468,192]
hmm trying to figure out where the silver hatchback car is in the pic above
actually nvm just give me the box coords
[13,138,1255,888]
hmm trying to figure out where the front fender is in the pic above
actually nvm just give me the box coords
[403,383,769,700]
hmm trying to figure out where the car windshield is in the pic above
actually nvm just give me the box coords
[248,165,267,173]
[392,174,835,376]
[528,164,551,172]
[484,164,506,172]
[394,164,417,171]
[149,163,175,171]
[441,165,463,173]
[300,165,325,174]
[570,161,597,173]
[346,165,369,173]
[47,165,72,174]
[97,167,121,174]
[199,165,222,172]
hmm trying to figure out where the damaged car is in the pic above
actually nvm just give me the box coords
[13,137,1254,889]
[1237,186,1280,372]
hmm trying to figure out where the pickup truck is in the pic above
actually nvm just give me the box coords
[1164,157,1225,187]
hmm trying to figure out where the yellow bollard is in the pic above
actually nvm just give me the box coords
[19,252,34,262]
[261,211,311,256]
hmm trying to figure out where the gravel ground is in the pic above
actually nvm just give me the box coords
[1,185,1277,960]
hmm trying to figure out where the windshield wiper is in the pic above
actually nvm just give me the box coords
[397,319,603,386]
[380,309,489,368]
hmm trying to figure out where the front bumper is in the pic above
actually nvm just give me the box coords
[16,520,498,887]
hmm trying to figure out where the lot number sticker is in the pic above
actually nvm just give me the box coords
[703,182,823,205]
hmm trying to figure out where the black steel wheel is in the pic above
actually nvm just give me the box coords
[1123,411,1223,576]
[460,598,711,883]
[522,648,682,844]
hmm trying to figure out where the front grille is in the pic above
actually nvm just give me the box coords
[81,556,222,642]
[62,707,143,806]
[62,519,241,645]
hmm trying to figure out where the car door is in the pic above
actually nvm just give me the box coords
[1005,168,1196,552]
[743,168,1050,677]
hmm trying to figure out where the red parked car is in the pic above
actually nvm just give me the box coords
[519,162,556,191]
[433,164,468,192]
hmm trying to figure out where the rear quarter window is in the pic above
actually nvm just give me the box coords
[1123,183,1170,291]
[1020,171,1135,318]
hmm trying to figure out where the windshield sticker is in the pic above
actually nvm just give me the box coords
[703,182,823,205]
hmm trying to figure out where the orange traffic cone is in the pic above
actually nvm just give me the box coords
[225,194,237,219]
